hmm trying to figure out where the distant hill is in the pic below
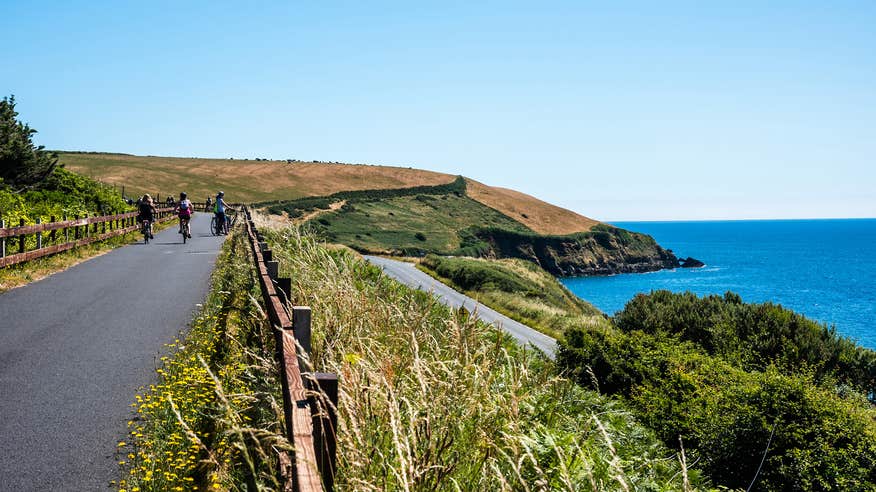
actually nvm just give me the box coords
[61,151,680,275]
[58,152,598,235]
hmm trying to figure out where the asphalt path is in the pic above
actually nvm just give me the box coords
[0,213,225,491]
[364,256,556,356]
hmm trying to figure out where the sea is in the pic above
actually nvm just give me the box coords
[560,219,876,350]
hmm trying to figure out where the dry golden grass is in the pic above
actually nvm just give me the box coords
[465,178,599,234]
[63,152,601,235]
[60,152,456,203]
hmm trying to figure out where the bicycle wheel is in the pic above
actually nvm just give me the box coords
[210,216,219,236]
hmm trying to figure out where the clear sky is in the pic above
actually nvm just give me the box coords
[3,1,874,220]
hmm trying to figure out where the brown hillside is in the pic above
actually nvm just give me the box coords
[60,153,456,203]
[466,179,599,235]
[61,152,599,234]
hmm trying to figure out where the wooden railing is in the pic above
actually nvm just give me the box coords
[242,207,338,492]
[0,207,179,268]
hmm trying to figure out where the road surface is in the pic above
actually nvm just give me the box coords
[0,213,225,491]
[364,256,556,356]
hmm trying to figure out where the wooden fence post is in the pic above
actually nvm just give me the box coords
[292,306,312,367]
[307,372,338,492]
[36,217,42,249]
[1,219,5,258]
[84,213,90,238]
[277,277,292,306]
[74,215,80,239]
[292,307,312,354]
[19,218,25,254]
[50,216,56,243]
[266,260,279,281]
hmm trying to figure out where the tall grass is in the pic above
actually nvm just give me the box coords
[417,254,609,339]
[118,229,291,491]
[258,218,710,491]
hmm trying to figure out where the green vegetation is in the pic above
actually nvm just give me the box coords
[419,254,609,339]
[457,224,677,275]
[613,291,876,398]
[261,174,468,216]
[319,194,530,255]
[119,228,290,491]
[0,96,131,261]
[1,95,58,190]
[262,178,677,276]
[558,291,876,491]
[257,223,711,490]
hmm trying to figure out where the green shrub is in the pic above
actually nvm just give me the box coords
[614,291,876,399]
[558,293,876,490]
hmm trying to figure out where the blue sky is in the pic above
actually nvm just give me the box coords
[3,1,874,220]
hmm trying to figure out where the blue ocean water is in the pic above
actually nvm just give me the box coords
[561,219,876,350]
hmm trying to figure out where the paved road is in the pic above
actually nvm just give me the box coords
[0,213,225,491]
[364,256,556,356]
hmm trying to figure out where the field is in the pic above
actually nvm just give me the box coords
[59,152,600,234]
[59,152,456,204]
[418,254,608,339]
[317,193,532,254]
[465,178,599,235]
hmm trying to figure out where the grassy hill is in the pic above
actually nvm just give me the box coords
[58,152,599,235]
[61,151,680,275]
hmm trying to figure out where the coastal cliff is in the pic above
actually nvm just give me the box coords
[457,224,681,276]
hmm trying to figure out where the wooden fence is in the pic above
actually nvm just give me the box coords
[0,206,180,268]
[242,207,338,492]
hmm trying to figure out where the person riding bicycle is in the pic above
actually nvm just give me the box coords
[204,196,212,213]
[137,194,157,239]
[175,192,193,238]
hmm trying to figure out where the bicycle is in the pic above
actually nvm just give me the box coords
[210,214,224,236]
[179,216,191,243]
[141,219,152,244]
[225,209,238,230]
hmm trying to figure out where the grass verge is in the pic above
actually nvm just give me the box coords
[117,226,289,491]
[417,254,610,340]
[257,220,711,491]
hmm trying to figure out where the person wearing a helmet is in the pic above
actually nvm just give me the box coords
[175,191,194,238]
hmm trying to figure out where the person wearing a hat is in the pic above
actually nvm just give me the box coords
[214,191,228,234]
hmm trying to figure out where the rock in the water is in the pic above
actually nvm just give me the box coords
[680,257,705,268]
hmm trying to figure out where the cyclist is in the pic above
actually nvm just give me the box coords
[214,191,228,235]
[204,196,212,213]
[137,194,157,239]
[175,192,193,238]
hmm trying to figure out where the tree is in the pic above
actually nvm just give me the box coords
[0,95,58,191]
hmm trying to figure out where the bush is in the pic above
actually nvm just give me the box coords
[421,255,530,294]
[557,293,876,490]
[614,291,876,399]
[414,232,426,241]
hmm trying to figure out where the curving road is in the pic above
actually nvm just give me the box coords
[364,256,556,356]
[0,213,225,491]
